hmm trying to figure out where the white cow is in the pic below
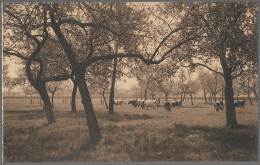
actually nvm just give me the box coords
[113,99,123,106]
[171,100,182,107]
[213,101,224,112]
[141,99,159,109]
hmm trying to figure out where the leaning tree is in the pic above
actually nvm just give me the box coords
[3,2,202,144]
[3,3,72,124]
[47,2,199,144]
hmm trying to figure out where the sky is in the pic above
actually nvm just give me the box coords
[116,76,138,90]
[5,58,21,78]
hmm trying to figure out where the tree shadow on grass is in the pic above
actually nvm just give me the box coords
[5,123,50,136]
[4,109,46,121]
[123,113,153,121]
[102,113,154,123]
[128,124,258,161]
[4,109,44,114]
[172,124,258,161]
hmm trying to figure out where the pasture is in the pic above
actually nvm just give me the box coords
[3,97,258,162]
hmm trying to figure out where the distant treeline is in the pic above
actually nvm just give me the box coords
[3,96,257,100]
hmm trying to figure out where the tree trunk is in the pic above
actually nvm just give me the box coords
[71,79,77,113]
[181,93,186,102]
[247,77,253,106]
[190,94,193,105]
[102,90,108,109]
[39,84,55,124]
[221,59,238,128]
[247,90,253,106]
[203,89,207,103]
[51,93,54,107]
[144,89,148,100]
[49,13,100,143]
[25,59,55,123]
[151,91,155,100]
[165,93,168,101]
[252,89,258,102]
[221,90,224,102]
[224,75,238,128]
[109,58,117,114]
[76,71,101,144]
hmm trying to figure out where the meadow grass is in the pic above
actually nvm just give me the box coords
[3,99,258,162]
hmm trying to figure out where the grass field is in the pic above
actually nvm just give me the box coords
[3,98,258,162]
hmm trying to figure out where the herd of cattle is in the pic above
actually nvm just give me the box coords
[213,100,245,111]
[114,99,246,112]
[128,99,160,109]
[116,99,183,110]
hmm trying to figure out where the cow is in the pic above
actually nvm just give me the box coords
[214,101,224,112]
[164,101,171,111]
[113,99,123,106]
[128,100,137,108]
[171,100,183,108]
[234,100,245,109]
[141,99,159,109]
[137,100,145,108]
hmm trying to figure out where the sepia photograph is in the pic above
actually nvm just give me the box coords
[2,1,258,162]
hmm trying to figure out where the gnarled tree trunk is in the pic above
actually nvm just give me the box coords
[76,71,101,144]
[50,8,101,143]
[39,83,56,124]
[26,60,55,124]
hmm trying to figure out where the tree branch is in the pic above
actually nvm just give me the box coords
[195,63,224,76]
[168,35,200,57]
[43,74,72,83]
[150,26,187,60]
[232,66,244,80]
[58,18,96,27]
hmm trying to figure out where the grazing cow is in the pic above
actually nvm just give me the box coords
[171,100,183,108]
[137,100,145,108]
[128,100,137,108]
[113,99,123,106]
[164,101,171,111]
[214,101,224,112]
[141,99,158,109]
[234,100,245,109]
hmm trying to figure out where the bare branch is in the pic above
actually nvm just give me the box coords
[232,66,244,80]
[3,50,29,60]
[58,18,96,27]
[150,26,186,60]
[160,35,200,60]
[195,63,224,76]
[43,74,72,83]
